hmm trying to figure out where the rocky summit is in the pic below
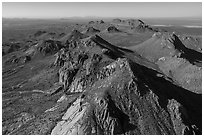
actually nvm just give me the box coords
[48,35,201,135]
[2,17,202,135]
[85,27,100,34]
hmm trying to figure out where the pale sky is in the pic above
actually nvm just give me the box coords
[2,2,202,19]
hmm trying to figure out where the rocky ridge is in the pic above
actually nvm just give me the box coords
[2,19,202,135]
[49,34,202,135]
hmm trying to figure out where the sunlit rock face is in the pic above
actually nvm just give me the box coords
[51,58,200,135]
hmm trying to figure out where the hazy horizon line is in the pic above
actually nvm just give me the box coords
[2,16,202,20]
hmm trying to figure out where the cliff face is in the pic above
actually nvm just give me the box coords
[129,32,202,93]
[50,35,201,135]
[112,18,158,33]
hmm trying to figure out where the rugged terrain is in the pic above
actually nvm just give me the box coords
[2,18,202,135]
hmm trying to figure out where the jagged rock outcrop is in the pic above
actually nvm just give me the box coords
[129,32,202,93]
[112,18,122,23]
[59,61,79,90]
[69,30,87,41]
[167,99,199,135]
[34,30,47,37]
[22,55,31,63]
[60,29,88,44]
[88,21,95,24]
[2,42,21,55]
[37,40,63,55]
[113,18,144,26]
[54,48,67,66]
[166,33,202,65]
[59,32,65,37]
[130,19,158,33]
[99,20,105,24]
[51,58,201,135]
[178,35,202,52]
[107,26,121,33]
[85,27,100,34]
[5,54,31,65]
[134,22,154,32]
[2,19,202,135]
[112,18,158,33]
[68,53,102,93]
[88,20,104,25]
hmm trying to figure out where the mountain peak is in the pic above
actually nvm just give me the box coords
[60,29,88,43]
[70,29,82,35]
[138,19,145,24]
[86,27,100,33]
[107,25,121,33]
